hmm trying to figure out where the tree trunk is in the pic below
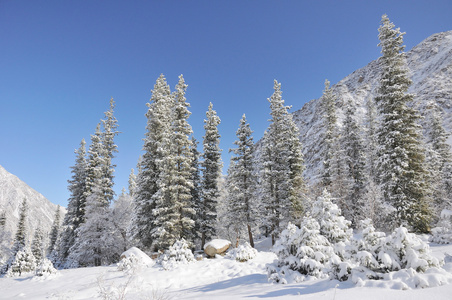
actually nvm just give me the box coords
[201,232,206,250]
[247,224,254,248]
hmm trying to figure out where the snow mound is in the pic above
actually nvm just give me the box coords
[117,247,154,273]
[351,264,452,289]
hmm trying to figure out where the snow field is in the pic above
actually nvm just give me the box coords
[1,240,452,299]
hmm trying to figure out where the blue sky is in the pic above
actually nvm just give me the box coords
[1,0,451,208]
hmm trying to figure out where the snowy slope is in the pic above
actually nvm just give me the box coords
[0,165,65,252]
[292,30,452,184]
[0,240,451,299]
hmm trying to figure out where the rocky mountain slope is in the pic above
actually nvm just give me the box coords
[292,30,452,185]
[0,165,65,256]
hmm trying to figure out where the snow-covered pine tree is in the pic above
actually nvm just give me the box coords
[226,114,257,247]
[6,248,36,277]
[311,189,352,259]
[2,199,29,274]
[84,123,107,204]
[47,205,61,256]
[269,219,336,282]
[101,97,119,204]
[128,168,137,197]
[167,75,196,246]
[425,102,452,221]
[362,97,387,228]
[132,74,172,251]
[112,188,134,252]
[148,75,178,251]
[200,102,222,248]
[320,79,338,191]
[365,97,379,182]
[57,139,87,264]
[31,227,44,263]
[12,199,28,256]
[340,106,367,226]
[260,80,306,245]
[69,123,120,267]
[375,15,432,232]
[69,188,121,267]
[190,136,202,242]
[319,80,348,207]
[0,211,11,264]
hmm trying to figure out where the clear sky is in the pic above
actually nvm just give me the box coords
[1,0,451,208]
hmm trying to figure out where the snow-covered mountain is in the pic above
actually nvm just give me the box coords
[292,30,452,184]
[0,165,65,251]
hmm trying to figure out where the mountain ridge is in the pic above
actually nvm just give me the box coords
[0,164,65,257]
[292,30,452,185]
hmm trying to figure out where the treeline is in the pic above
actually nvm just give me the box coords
[1,15,451,273]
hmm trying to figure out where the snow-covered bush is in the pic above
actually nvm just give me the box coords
[381,226,440,272]
[352,220,440,275]
[117,254,140,274]
[268,219,340,283]
[6,248,37,277]
[227,242,257,262]
[311,190,352,259]
[351,219,386,270]
[159,239,195,270]
[35,258,57,277]
[430,209,452,244]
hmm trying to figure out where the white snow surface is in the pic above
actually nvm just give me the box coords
[1,238,452,299]
[203,238,231,250]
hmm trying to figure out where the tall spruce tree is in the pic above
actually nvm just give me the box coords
[148,75,176,251]
[128,169,137,197]
[200,102,222,248]
[365,98,379,181]
[321,79,338,191]
[170,75,196,245]
[340,106,367,226]
[190,136,202,242]
[375,14,432,232]
[426,102,452,220]
[47,206,61,256]
[57,139,87,264]
[261,80,306,245]
[132,74,172,251]
[362,97,387,228]
[70,116,120,266]
[101,98,119,204]
[151,75,196,250]
[226,114,257,247]
[84,123,107,204]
